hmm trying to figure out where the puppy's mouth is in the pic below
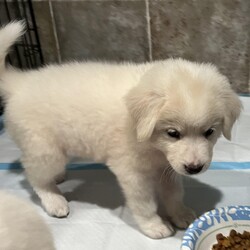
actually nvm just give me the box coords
[165,160,209,176]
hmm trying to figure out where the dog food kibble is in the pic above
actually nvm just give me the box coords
[212,230,250,250]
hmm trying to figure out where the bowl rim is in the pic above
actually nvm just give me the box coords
[181,205,250,250]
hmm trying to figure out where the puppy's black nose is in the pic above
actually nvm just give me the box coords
[184,164,204,175]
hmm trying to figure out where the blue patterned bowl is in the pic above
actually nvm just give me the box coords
[181,206,250,250]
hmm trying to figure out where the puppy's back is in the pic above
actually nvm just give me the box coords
[0,191,55,250]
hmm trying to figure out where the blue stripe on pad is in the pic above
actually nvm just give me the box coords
[210,162,250,170]
[239,93,250,97]
[0,161,249,170]
[0,162,107,170]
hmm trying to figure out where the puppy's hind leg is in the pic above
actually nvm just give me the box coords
[21,138,69,218]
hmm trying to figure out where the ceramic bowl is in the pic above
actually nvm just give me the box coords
[181,206,250,250]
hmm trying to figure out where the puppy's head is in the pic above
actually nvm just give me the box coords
[126,59,242,176]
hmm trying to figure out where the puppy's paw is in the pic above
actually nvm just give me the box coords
[42,194,69,218]
[140,218,174,239]
[170,205,196,229]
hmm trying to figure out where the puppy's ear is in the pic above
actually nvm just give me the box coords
[126,86,164,142]
[222,90,242,140]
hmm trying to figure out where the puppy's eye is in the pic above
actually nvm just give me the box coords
[204,128,215,138]
[167,129,180,139]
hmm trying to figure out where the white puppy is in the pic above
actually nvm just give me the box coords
[0,22,242,239]
[0,191,55,250]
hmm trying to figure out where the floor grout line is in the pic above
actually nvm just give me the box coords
[145,0,152,61]
[49,0,62,63]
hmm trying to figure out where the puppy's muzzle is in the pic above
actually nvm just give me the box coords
[184,164,204,175]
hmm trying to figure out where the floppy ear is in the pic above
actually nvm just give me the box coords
[126,86,164,142]
[222,90,242,140]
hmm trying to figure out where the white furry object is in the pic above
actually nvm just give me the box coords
[0,191,55,250]
[0,22,242,239]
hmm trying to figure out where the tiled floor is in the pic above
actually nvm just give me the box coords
[1,0,250,93]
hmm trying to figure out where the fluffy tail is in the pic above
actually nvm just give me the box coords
[0,21,25,73]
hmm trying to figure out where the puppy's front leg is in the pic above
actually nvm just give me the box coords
[158,174,196,229]
[111,164,174,239]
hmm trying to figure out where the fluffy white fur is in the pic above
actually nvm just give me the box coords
[0,22,242,239]
[0,191,55,250]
